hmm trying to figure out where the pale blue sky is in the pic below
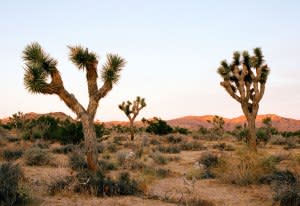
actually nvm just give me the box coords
[1,0,300,121]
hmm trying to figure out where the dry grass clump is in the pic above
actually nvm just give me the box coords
[24,147,53,166]
[68,150,87,171]
[214,148,277,185]
[2,148,23,161]
[150,151,168,165]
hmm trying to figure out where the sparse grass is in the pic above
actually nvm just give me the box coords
[180,141,206,151]
[212,142,235,151]
[151,151,168,165]
[214,149,277,185]
[157,145,181,153]
[107,143,117,152]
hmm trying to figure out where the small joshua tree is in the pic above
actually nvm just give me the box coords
[118,96,146,141]
[217,48,270,151]
[207,115,225,138]
[22,43,126,171]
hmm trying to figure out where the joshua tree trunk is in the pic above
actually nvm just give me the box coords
[247,115,257,151]
[129,120,134,141]
[81,114,98,171]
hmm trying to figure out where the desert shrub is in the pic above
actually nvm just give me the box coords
[167,135,183,144]
[5,136,20,142]
[113,135,126,144]
[270,135,287,145]
[0,163,25,206]
[199,153,219,168]
[24,147,52,166]
[264,170,300,206]
[150,139,161,145]
[98,159,118,171]
[284,142,298,150]
[180,141,205,151]
[256,128,271,145]
[69,151,87,171]
[48,176,73,195]
[52,144,76,154]
[107,143,117,153]
[212,143,235,151]
[3,149,23,161]
[116,151,128,166]
[74,170,139,196]
[118,172,139,195]
[215,150,277,185]
[33,141,49,149]
[151,151,168,165]
[173,127,190,135]
[144,117,173,135]
[157,145,181,153]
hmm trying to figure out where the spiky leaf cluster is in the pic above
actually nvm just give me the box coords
[119,96,146,120]
[101,54,126,84]
[23,42,58,93]
[217,47,270,85]
[68,45,97,69]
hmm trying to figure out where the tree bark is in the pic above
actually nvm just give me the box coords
[129,120,134,141]
[247,115,257,151]
[81,114,98,171]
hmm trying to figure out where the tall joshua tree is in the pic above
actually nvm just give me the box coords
[22,43,126,171]
[118,96,146,141]
[217,48,270,150]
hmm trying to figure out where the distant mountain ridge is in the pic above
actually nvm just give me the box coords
[1,112,300,132]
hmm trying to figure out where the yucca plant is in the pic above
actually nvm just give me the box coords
[118,96,146,140]
[22,43,126,171]
[217,48,270,151]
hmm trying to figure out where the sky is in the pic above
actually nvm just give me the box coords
[0,0,300,121]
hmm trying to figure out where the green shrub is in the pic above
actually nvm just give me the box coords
[118,172,139,195]
[3,149,23,161]
[173,127,190,135]
[24,148,52,166]
[256,128,271,145]
[144,117,173,135]
[69,151,87,171]
[0,163,24,206]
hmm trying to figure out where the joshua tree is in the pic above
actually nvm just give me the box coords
[217,48,270,150]
[22,43,126,171]
[207,115,225,137]
[118,96,146,140]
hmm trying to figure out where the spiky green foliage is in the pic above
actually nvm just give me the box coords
[23,42,58,94]
[101,54,126,84]
[119,96,146,119]
[217,47,270,86]
[68,45,97,69]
